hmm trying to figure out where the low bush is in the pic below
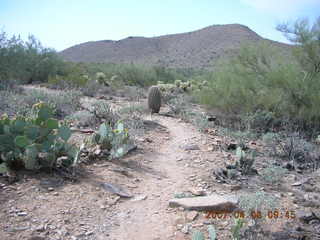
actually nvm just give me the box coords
[119,103,148,137]
[0,87,82,119]
[260,166,287,184]
[262,131,320,171]
[21,88,82,118]
[81,80,103,97]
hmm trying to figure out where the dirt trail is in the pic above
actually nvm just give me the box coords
[3,85,205,240]
[109,115,198,240]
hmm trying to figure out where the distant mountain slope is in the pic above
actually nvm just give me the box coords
[59,24,290,69]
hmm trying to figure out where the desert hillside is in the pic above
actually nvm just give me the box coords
[59,24,290,69]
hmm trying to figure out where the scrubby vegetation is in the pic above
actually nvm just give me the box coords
[195,17,320,135]
[0,32,66,86]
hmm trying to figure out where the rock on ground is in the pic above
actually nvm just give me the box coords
[169,194,238,212]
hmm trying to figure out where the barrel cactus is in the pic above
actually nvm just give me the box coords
[148,86,162,113]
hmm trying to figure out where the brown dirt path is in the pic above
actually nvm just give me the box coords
[108,115,200,240]
[1,85,208,240]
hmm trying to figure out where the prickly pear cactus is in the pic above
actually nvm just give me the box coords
[0,103,78,171]
[148,86,162,113]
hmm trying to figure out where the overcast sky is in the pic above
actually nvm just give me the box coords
[1,0,319,51]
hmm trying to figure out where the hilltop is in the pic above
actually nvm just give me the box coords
[59,24,290,69]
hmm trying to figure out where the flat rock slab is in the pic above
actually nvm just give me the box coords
[182,144,200,151]
[100,182,133,198]
[169,194,238,212]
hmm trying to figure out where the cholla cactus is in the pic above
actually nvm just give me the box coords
[180,81,190,91]
[174,79,182,87]
[96,72,107,85]
[157,83,176,93]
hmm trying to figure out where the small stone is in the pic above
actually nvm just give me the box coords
[85,231,94,236]
[131,195,147,202]
[36,224,45,232]
[207,146,214,151]
[203,220,213,225]
[94,148,102,156]
[17,211,28,216]
[127,183,138,189]
[181,224,191,234]
[192,223,203,227]
[182,144,200,151]
[292,178,311,186]
[230,185,242,191]
[176,224,183,230]
[186,211,198,221]
[174,216,185,225]
[189,188,205,196]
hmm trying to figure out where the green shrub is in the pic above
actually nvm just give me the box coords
[0,32,65,84]
[196,17,320,133]
[239,191,277,216]
[48,63,89,88]
[260,166,287,184]
[81,80,103,97]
